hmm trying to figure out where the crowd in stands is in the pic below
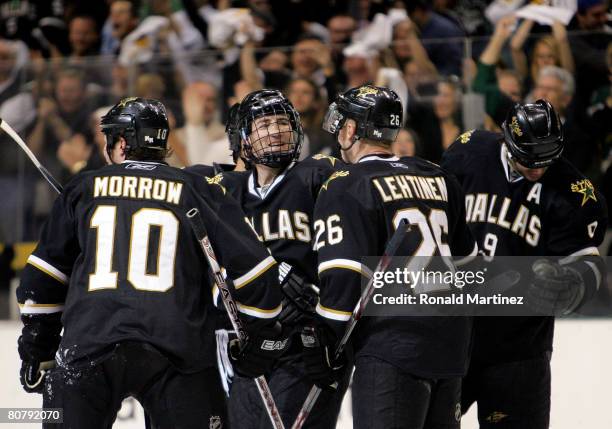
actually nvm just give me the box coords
[0,0,609,244]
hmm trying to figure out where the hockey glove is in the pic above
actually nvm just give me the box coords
[527,259,585,316]
[17,313,62,393]
[301,324,345,391]
[278,263,319,325]
[229,321,290,378]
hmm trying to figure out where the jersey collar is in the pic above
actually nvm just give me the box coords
[247,162,296,199]
[120,160,168,166]
[500,144,523,183]
[357,154,400,163]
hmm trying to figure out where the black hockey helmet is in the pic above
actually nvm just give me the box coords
[237,89,303,168]
[323,85,403,143]
[226,102,244,164]
[502,99,564,168]
[100,97,169,160]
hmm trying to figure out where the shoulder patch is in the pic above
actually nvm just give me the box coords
[320,170,349,192]
[458,130,475,144]
[205,174,226,195]
[570,179,597,206]
[312,153,339,166]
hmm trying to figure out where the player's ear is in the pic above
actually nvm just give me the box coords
[345,119,357,141]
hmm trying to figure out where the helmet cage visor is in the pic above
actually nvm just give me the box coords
[241,102,303,167]
[322,102,346,135]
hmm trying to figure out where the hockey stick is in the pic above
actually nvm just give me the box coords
[0,117,63,194]
[291,219,411,429]
[186,208,286,429]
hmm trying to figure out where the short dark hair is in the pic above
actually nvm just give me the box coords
[126,146,168,162]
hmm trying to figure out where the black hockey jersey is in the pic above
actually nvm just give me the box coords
[219,155,341,284]
[441,130,608,365]
[17,161,281,372]
[314,154,478,377]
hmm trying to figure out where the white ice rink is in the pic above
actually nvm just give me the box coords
[1,320,611,428]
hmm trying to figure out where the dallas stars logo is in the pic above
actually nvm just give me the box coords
[118,97,138,107]
[510,116,523,137]
[571,179,597,206]
[312,154,338,166]
[321,170,349,191]
[206,174,226,195]
[356,86,379,98]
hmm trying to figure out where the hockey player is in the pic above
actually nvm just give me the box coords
[441,100,607,428]
[217,89,351,428]
[16,98,288,429]
[303,85,478,429]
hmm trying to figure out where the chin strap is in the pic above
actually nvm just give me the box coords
[338,135,359,152]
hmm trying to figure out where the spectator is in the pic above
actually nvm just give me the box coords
[472,15,519,126]
[567,0,611,123]
[587,42,612,161]
[326,14,357,85]
[510,19,574,93]
[239,33,337,103]
[57,105,110,176]
[404,0,465,76]
[64,14,109,88]
[531,65,595,174]
[68,14,101,58]
[404,59,439,101]
[285,77,336,156]
[134,73,166,100]
[172,0,222,86]
[290,34,337,101]
[408,77,464,163]
[27,68,94,180]
[239,40,292,94]
[0,39,34,131]
[102,0,140,56]
[172,81,231,167]
[0,0,69,56]
[392,128,419,157]
[391,19,438,75]
[497,69,523,103]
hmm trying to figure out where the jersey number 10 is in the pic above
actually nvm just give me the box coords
[88,205,178,292]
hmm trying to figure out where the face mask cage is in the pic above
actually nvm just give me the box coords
[241,102,303,168]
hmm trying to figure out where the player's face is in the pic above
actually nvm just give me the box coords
[514,162,548,182]
[249,114,294,159]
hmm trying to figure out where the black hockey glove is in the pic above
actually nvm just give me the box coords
[301,324,345,391]
[278,263,318,325]
[229,322,290,378]
[17,313,61,393]
[527,259,585,316]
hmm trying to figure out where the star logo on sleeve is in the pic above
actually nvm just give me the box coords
[206,174,226,195]
[458,130,475,144]
[320,170,349,192]
[570,179,597,206]
[312,154,338,166]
